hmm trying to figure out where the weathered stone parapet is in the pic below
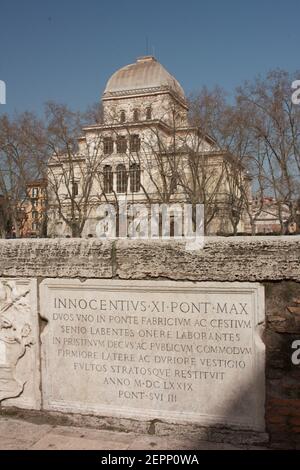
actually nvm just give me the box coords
[0,236,299,449]
[0,236,299,281]
[115,236,300,282]
[0,239,113,278]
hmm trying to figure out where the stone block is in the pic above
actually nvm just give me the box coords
[0,278,40,410]
[40,278,265,432]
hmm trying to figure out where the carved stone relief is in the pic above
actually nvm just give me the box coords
[0,279,40,409]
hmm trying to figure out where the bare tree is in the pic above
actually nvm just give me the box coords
[188,89,254,234]
[0,112,46,237]
[45,102,108,237]
[0,194,11,238]
[236,69,300,233]
[97,98,251,236]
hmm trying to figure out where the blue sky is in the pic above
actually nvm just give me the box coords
[0,0,299,116]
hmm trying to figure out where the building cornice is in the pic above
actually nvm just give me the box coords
[102,85,188,110]
[82,121,216,148]
[82,119,170,133]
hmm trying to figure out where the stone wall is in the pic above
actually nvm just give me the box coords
[265,282,300,449]
[0,236,299,449]
[0,236,299,281]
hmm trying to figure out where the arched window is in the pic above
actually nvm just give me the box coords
[146,107,152,120]
[120,110,126,123]
[133,109,139,121]
[116,164,127,193]
[103,165,113,193]
[130,163,141,193]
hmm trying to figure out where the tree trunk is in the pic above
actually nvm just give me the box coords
[71,223,81,238]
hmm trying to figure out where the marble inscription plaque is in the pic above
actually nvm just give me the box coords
[40,280,265,430]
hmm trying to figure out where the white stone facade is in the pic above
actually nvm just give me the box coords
[48,56,248,237]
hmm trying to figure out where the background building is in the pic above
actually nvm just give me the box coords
[47,56,250,238]
[20,180,47,238]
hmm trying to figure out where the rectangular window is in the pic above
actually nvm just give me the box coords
[130,164,141,193]
[32,187,39,198]
[130,134,140,152]
[116,165,127,193]
[117,136,127,153]
[170,175,178,194]
[146,107,152,120]
[72,182,79,197]
[103,137,113,154]
[103,166,113,193]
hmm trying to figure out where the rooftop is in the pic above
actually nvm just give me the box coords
[103,56,186,102]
